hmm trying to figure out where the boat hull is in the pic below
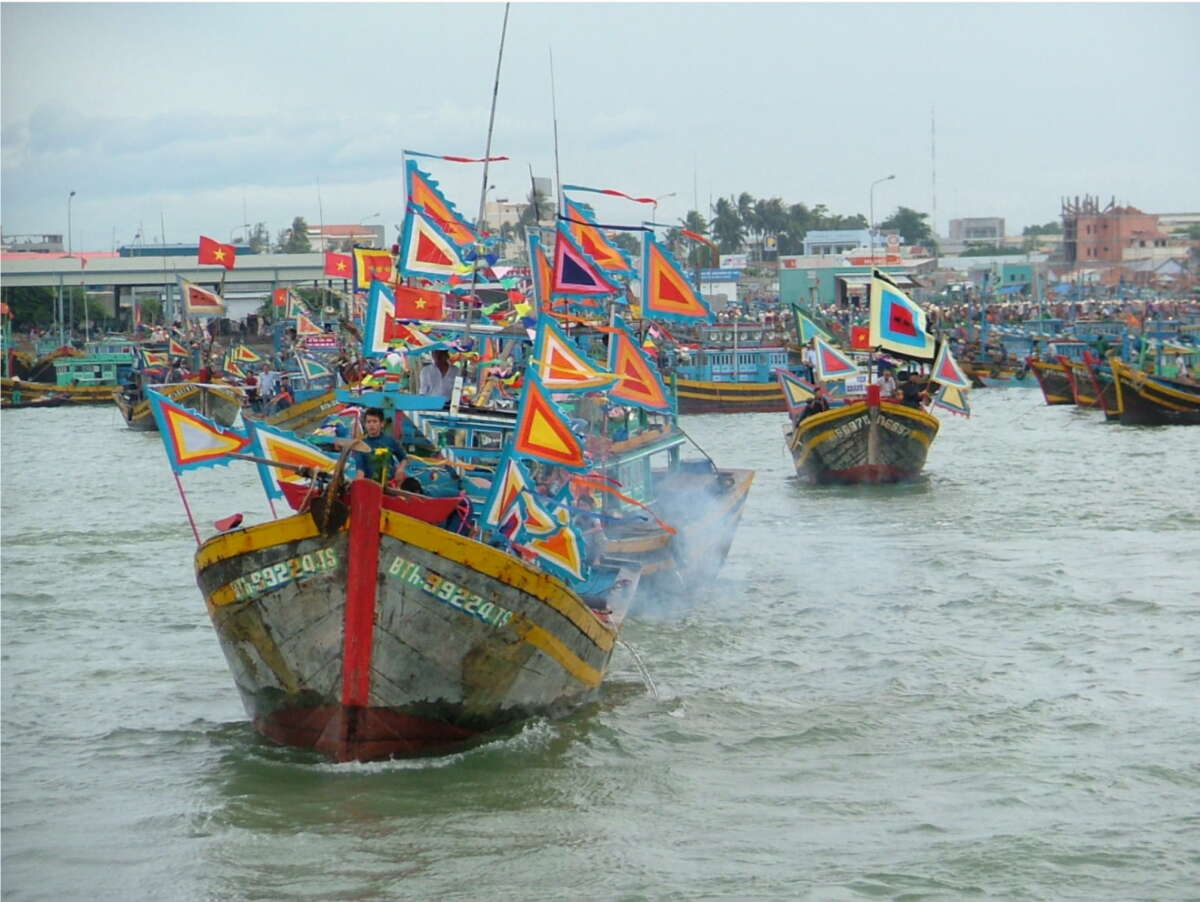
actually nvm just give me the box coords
[1028,358,1074,405]
[245,389,342,436]
[786,397,939,485]
[674,377,786,414]
[113,383,242,430]
[195,480,618,761]
[1111,360,1200,426]
[2,378,117,407]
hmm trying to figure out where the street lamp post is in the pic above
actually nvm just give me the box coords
[67,190,76,256]
[359,212,381,250]
[869,174,894,264]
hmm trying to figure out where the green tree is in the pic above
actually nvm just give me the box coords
[518,187,554,230]
[280,216,312,253]
[610,231,640,257]
[710,197,744,253]
[679,210,711,269]
[879,206,934,246]
[1022,221,1063,236]
[247,222,271,253]
[1,286,56,327]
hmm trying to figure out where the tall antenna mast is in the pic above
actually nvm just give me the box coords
[931,104,937,261]
[549,46,563,217]
[466,1,511,336]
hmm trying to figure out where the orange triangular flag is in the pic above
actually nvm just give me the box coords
[512,375,587,469]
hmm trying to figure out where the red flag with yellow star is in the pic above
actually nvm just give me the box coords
[324,252,352,278]
[392,285,445,320]
[198,235,236,270]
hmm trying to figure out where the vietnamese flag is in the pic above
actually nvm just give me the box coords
[393,285,444,320]
[198,235,236,270]
[324,252,352,278]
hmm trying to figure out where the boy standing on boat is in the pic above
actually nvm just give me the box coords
[354,407,408,486]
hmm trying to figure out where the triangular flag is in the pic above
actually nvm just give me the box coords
[527,230,557,311]
[362,281,397,357]
[398,207,469,279]
[794,309,832,343]
[146,388,250,474]
[178,278,225,316]
[140,349,170,368]
[641,233,715,323]
[481,453,536,529]
[868,269,935,360]
[930,341,971,389]
[511,491,558,538]
[512,374,587,470]
[607,316,671,411]
[405,159,477,248]
[246,420,338,500]
[775,369,818,415]
[814,337,858,382]
[232,344,261,363]
[533,317,618,392]
[224,359,246,380]
[933,384,971,418]
[168,339,190,358]
[563,199,634,274]
[515,504,587,582]
[294,312,324,337]
[298,356,332,380]
[551,224,619,297]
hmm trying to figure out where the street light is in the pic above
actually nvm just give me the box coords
[359,212,381,249]
[230,224,251,244]
[67,190,76,256]
[869,174,895,264]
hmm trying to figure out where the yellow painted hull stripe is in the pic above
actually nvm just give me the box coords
[508,615,602,688]
[196,514,322,571]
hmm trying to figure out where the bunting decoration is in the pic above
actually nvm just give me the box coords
[563,199,635,274]
[868,269,936,360]
[775,369,818,415]
[514,504,587,583]
[398,206,471,280]
[294,312,324,337]
[405,159,478,248]
[813,337,858,382]
[168,339,190,359]
[929,341,971,389]
[178,278,225,316]
[681,229,720,269]
[352,247,397,292]
[324,252,353,278]
[932,384,972,418]
[551,224,619,298]
[197,235,236,270]
[641,233,715,323]
[607,316,671,411]
[532,317,618,392]
[147,388,250,474]
[245,420,338,500]
[512,373,588,470]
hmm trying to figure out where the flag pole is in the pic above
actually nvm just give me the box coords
[173,472,202,545]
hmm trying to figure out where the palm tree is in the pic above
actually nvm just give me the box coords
[711,197,744,253]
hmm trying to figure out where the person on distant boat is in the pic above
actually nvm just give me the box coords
[419,349,461,399]
[354,407,409,486]
[898,372,929,409]
[802,340,818,382]
[799,387,830,421]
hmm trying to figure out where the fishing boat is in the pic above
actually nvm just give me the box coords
[1028,340,1088,406]
[1109,358,1200,426]
[670,322,796,414]
[244,388,342,436]
[195,461,638,761]
[785,383,939,484]
[114,381,242,430]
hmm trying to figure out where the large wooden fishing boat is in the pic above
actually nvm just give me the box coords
[244,388,342,436]
[1060,355,1103,409]
[114,381,242,430]
[671,323,794,414]
[195,471,636,761]
[2,378,117,408]
[786,384,939,484]
[672,375,786,414]
[1028,357,1074,405]
[1110,358,1200,426]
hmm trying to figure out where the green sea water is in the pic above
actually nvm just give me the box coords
[2,392,1197,900]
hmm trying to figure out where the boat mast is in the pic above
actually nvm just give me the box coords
[466,1,510,340]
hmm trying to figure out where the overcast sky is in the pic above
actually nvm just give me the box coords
[3,2,1197,252]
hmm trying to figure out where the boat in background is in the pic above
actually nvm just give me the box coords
[114,381,242,430]
[1028,340,1089,406]
[1109,358,1200,426]
[671,321,797,414]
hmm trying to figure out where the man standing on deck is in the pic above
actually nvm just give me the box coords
[419,349,460,398]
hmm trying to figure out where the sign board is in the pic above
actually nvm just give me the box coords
[698,268,743,282]
[304,334,339,350]
[886,233,900,249]
[720,253,749,269]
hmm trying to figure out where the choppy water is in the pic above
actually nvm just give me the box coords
[3,394,1198,901]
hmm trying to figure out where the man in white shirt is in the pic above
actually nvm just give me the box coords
[802,340,818,381]
[418,349,461,398]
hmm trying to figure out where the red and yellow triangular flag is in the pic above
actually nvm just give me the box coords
[607,317,670,411]
[533,318,617,392]
[814,337,858,382]
[641,235,715,322]
[294,312,324,337]
[563,199,633,274]
[146,388,250,473]
[512,375,587,469]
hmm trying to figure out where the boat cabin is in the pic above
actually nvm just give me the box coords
[53,352,135,386]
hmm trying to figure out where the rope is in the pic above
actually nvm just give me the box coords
[618,639,659,700]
